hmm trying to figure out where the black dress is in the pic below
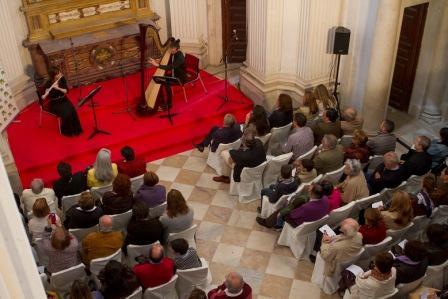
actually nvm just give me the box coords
[47,77,83,136]
[158,51,187,83]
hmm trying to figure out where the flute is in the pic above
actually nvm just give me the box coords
[41,75,63,100]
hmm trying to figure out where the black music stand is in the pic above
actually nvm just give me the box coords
[78,86,111,140]
[153,76,179,125]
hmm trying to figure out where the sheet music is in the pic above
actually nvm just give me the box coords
[398,239,407,249]
[319,224,336,237]
[372,201,384,208]
[346,264,364,276]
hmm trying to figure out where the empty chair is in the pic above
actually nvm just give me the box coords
[340,135,353,148]
[130,174,144,194]
[90,248,122,276]
[366,155,384,174]
[423,259,448,289]
[148,202,167,218]
[386,222,414,245]
[126,243,155,268]
[61,192,84,220]
[321,165,345,185]
[69,224,99,243]
[327,201,355,228]
[396,275,426,298]
[206,138,241,176]
[166,225,198,257]
[49,263,86,295]
[176,258,212,299]
[91,184,113,201]
[262,152,293,187]
[295,145,318,162]
[143,274,179,299]
[260,194,290,219]
[277,215,330,260]
[267,123,292,155]
[125,286,143,299]
[229,161,268,203]
[110,210,133,232]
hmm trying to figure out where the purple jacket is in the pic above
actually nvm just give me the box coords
[287,197,329,227]
[134,184,166,208]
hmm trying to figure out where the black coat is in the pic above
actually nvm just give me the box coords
[210,124,243,152]
[394,258,428,285]
[102,191,134,215]
[401,149,432,178]
[370,163,406,194]
[268,109,293,129]
[230,139,266,182]
[123,218,164,251]
[159,51,186,83]
[53,171,87,205]
[64,205,103,229]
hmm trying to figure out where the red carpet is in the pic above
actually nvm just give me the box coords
[7,69,253,186]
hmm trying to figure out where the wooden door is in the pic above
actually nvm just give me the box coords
[389,3,428,111]
[222,0,247,63]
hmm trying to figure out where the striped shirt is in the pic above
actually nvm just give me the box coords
[174,248,202,270]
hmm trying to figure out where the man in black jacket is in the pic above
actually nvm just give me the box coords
[400,135,432,178]
[194,114,242,152]
[369,151,406,194]
[53,161,87,207]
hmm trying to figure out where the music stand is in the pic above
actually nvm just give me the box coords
[78,85,111,140]
[152,76,179,125]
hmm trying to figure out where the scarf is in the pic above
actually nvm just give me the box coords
[371,268,391,281]
[396,255,420,265]
[417,190,433,217]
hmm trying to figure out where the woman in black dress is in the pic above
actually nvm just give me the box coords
[42,67,82,136]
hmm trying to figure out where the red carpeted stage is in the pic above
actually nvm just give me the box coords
[7,69,253,186]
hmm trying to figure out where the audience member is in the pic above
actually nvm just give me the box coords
[297,90,319,121]
[344,252,396,299]
[359,208,386,245]
[21,178,57,214]
[319,218,363,275]
[116,146,146,178]
[64,191,103,229]
[393,240,428,285]
[321,180,342,212]
[123,202,163,253]
[314,84,337,113]
[170,238,202,270]
[268,93,293,128]
[366,120,396,155]
[98,260,140,299]
[102,174,134,215]
[244,105,270,136]
[188,288,207,299]
[208,272,252,299]
[87,148,118,188]
[294,158,317,183]
[28,198,61,240]
[424,224,448,266]
[258,164,300,212]
[381,191,413,230]
[313,134,344,175]
[36,226,79,274]
[432,167,448,206]
[82,215,123,265]
[194,114,242,152]
[311,108,342,144]
[282,112,314,160]
[133,243,175,289]
[344,129,370,163]
[52,161,87,205]
[400,135,432,178]
[160,189,194,236]
[134,171,166,208]
[369,152,406,194]
[341,107,364,135]
[69,279,102,299]
[411,175,435,217]
[428,127,448,170]
[339,159,369,204]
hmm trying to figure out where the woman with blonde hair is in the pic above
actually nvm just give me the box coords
[87,148,118,188]
[314,84,337,113]
[381,191,413,230]
[297,90,319,120]
[160,189,194,237]
[344,129,370,163]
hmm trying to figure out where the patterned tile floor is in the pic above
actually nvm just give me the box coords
[146,148,340,299]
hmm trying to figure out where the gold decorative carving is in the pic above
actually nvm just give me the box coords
[90,45,116,70]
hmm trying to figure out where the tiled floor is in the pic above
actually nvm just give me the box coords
[145,148,339,299]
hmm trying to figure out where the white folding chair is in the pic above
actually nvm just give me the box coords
[386,222,414,246]
[406,215,431,240]
[90,248,122,276]
[267,123,292,155]
[91,184,113,202]
[130,174,144,194]
[396,275,426,298]
[343,287,398,299]
[351,193,382,219]
[327,201,355,228]
[366,155,384,174]
[277,215,330,260]
[256,133,272,152]
[61,192,84,221]
[69,224,99,243]
[430,205,448,225]
[148,202,167,219]
[126,243,154,267]
[423,259,448,289]
[229,161,268,203]
[295,145,318,162]
[143,274,179,299]
[206,138,241,176]
[358,236,393,268]
[176,258,212,299]
[379,181,407,206]
[260,194,290,219]
[167,225,198,257]
[321,165,345,185]
[125,287,143,299]
[339,135,353,148]
[110,210,133,232]
[262,152,293,187]
[49,263,86,295]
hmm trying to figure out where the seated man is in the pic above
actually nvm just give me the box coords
[194,113,242,153]
[393,240,428,285]
[313,134,344,175]
[133,243,175,289]
[52,161,87,206]
[21,178,57,214]
[423,224,448,266]
[400,135,432,178]
[319,218,363,276]
[82,215,123,265]
[366,119,396,155]
[282,112,314,160]
[341,107,364,135]
[258,164,300,213]
[170,238,202,270]
[208,272,252,299]
[116,146,146,178]
[311,108,342,144]
[369,152,406,194]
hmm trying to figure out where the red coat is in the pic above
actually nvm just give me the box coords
[133,258,175,289]
[359,221,387,245]
[116,158,146,178]
[208,282,252,299]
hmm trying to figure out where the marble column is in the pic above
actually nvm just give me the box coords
[361,0,402,133]
[420,3,448,124]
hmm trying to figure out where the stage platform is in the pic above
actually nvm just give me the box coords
[7,69,253,186]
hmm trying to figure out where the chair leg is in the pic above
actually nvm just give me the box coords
[182,86,187,103]
[199,75,208,94]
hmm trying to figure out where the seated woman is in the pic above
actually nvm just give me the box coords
[427,127,448,171]
[393,240,428,285]
[160,189,194,237]
[28,198,61,240]
[297,90,319,122]
[268,94,293,128]
[102,173,134,215]
[314,84,337,114]
[423,223,448,266]
[64,191,103,229]
[69,279,103,299]
[321,179,342,212]
[344,252,396,299]
[294,158,317,183]
[87,148,118,188]
[380,191,413,230]
[338,159,369,204]
[123,202,164,253]
[244,105,270,137]
[98,260,140,298]
[134,171,166,208]
[344,129,370,163]
[116,146,147,178]
[359,208,386,245]
[432,167,448,206]
[411,175,435,217]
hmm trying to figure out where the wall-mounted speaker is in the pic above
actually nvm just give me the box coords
[327,26,351,55]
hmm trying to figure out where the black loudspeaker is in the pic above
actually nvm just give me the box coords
[327,26,350,55]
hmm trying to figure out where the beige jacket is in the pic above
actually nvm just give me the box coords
[341,117,364,135]
[320,232,363,275]
[340,173,369,204]
[344,268,396,299]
